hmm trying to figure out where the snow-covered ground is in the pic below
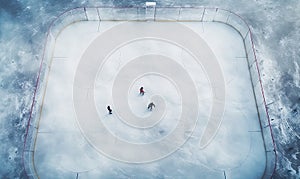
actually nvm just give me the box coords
[0,0,299,178]
[30,20,267,178]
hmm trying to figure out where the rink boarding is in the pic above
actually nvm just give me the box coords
[29,18,270,178]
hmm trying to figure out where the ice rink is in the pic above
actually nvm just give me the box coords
[32,20,266,178]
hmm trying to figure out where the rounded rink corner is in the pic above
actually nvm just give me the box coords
[22,5,277,179]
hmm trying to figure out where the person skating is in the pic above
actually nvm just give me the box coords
[140,87,145,96]
[148,102,155,111]
[107,105,112,114]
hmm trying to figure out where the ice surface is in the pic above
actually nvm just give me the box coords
[31,20,266,178]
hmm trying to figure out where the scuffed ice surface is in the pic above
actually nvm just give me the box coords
[0,0,299,178]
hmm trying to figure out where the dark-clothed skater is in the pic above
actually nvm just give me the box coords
[140,87,145,96]
[107,105,112,114]
[147,102,155,111]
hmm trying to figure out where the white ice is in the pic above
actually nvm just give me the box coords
[33,20,266,178]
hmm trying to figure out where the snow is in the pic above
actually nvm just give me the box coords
[31,20,266,178]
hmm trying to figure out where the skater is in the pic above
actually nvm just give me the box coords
[148,102,155,111]
[107,105,112,114]
[139,87,145,96]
